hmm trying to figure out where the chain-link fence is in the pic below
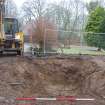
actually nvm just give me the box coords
[43,29,105,55]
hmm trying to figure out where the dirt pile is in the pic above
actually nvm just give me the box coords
[0,56,105,105]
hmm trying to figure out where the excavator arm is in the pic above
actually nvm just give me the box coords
[0,0,5,39]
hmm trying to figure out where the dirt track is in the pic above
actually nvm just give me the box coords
[0,55,105,105]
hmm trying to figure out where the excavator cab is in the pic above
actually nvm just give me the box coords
[4,18,19,39]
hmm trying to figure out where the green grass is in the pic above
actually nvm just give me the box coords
[57,46,105,55]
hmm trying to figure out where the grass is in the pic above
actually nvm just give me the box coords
[57,46,105,55]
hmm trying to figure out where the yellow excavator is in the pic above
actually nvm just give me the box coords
[0,0,24,55]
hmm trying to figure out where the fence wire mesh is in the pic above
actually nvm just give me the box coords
[44,29,105,55]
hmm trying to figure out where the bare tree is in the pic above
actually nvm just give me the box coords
[45,0,87,47]
[5,0,18,17]
[45,0,86,30]
[22,0,88,49]
[86,0,100,13]
[22,0,46,23]
[24,17,58,51]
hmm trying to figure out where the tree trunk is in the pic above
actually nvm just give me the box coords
[39,41,44,51]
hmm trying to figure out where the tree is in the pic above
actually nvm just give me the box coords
[22,0,46,23]
[21,0,58,51]
[86,1,100,13]
[85,7,105,51]
[45,0,85,31]
[25,17,58,51]
[21,0,88,49]
[5,0,18,17]
[45,0,86,48]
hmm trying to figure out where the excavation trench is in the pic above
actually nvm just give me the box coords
[0,56,105,105]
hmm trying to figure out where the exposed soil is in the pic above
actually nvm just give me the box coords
[0,55,105,105]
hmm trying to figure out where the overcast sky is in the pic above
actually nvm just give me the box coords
[13,0,92,8]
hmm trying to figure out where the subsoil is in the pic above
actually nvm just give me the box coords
[0,55,105,105]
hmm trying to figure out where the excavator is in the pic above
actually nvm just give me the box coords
[0,0,24,55]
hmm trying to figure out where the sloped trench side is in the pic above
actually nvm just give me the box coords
[0,56,105,105]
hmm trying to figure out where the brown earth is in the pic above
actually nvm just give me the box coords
[0,55,105,105]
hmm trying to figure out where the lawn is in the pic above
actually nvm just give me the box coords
[57,46,105,55]
[24,43,105,55]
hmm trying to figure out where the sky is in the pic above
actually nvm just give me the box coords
[13,0,92,8]
[13,0,26,8]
